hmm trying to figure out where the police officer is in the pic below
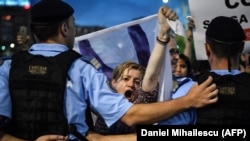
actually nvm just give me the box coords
[195,16,250,125]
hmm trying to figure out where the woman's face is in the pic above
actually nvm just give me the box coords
[173,58,188,77]
[111,68,142,102]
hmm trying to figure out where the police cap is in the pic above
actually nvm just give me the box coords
[31,0,74,24]
[206,16,246,42]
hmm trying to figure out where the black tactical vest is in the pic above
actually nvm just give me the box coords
[6,50,80,140]
[195,72,250,125]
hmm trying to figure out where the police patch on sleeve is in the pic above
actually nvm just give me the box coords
[81,56,102,70]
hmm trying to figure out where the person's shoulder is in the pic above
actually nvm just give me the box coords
[194,71,215,84]
[80,55,102,70]
[0,56,12,66]
[235,72,250,82]
[238,72,250,77]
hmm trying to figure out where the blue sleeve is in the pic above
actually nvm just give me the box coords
[65,59,133,137]
[172,78,195,99]
[158,109,197,125]
[0,60,12,119]
[158,79,197,125]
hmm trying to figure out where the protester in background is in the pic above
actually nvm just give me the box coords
[239,52,250,73]
[195,16,250,125]
[182,17,211,80]
[240,52,250,66]
[174,53,194,79]
[168,37,180,73]
[16,26,32,51]
[183,16,195,60]
[158,53,197,125]
[154,17,201,125]
[0,1,218,141]
[239,55,246,72]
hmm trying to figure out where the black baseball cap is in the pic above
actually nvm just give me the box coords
[31,0,74,24]
[206,16,246,43]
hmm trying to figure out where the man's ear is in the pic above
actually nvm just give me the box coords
[60,23,67,37]
[205,43,210,57]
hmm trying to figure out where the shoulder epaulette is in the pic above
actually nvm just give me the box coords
[80,56,102,70]
[0,56,11,66]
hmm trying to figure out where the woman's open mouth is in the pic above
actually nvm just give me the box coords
[125,90,132,99]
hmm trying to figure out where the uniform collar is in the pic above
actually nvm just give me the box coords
[211,70,241,75]
[29,43,69,52]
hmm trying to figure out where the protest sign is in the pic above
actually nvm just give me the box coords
[188,0,250,60]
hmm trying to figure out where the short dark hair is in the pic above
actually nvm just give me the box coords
[31,18,71,42]
[206,36,244,59]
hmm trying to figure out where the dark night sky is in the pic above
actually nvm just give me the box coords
[29,0,190,28]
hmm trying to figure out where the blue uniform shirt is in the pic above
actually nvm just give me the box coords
[158,77,197,125]
[0,56,12,126]
[210,70,241,76]
[0,44,133,139]
[158,70,241,125]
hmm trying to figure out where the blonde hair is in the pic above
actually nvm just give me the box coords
[112,61,146,81]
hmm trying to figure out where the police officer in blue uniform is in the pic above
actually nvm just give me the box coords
[195,16,250,125]
[0,0,219,140]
